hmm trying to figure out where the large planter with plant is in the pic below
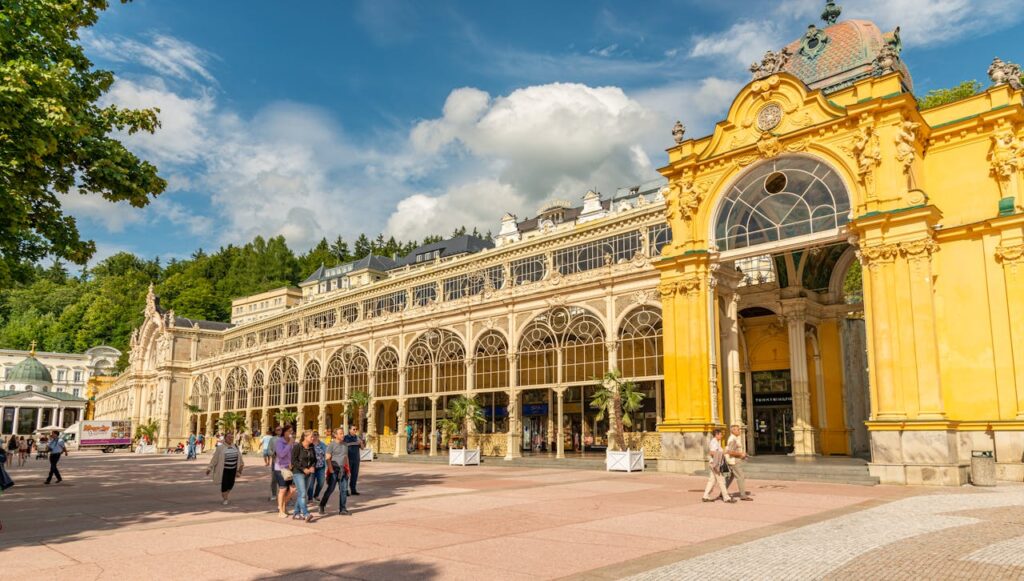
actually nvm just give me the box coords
[591,370,646,474]
[440,394,485,468]
[605,449,645,472]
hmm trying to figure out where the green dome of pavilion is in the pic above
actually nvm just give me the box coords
[8,353,52,384]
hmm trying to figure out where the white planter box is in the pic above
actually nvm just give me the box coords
[449,448,481,466]
[606,449,645,472]
[360,448,374,462]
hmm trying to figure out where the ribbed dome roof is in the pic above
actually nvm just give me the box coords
[780,19,912,94]
[7,355,52,384]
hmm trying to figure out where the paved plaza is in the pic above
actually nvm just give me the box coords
[0,453,1021,580]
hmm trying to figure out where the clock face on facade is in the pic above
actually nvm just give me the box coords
[756,103,783,132]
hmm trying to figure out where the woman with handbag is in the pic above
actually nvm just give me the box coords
[274,426,296,517]
[702,429,735,503]
[206,432,244,505]
[290,430,317,523]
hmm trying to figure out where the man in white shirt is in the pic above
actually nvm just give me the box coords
[702,429,733,503]
[725,424,753,501]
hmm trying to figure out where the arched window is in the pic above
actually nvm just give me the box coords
[224,371,237,410]
[375,348,399,398]
[618,307,664,379]
[235,369,248,409]
[268,364,283,407]
[282,359,299,406]
[326,352,345,402]
[303,360,321,404]
[714,156,850,252]
[251,370,265,408]
[211,378,222,412]
[436,333,466,393]
[474,332,509,390]
[406,342,432,396]
[405,330,466,395]
[518,306,606,386]
[345,348,370,398]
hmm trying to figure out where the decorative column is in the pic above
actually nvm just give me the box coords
[367,374,377,450]
[859,242,904,419]
[319,363,328,434]
[13,406,21,435]
[395,397,408,456]
[505,387,522,459]
[262,408,271,432]
[57,407,64,428]
[996,242,1024,418]
[783,300,817,456]
[429,396,439,456]
[723,290,744,430]
[0,406,5,433]
[901,237,945,419]
[555,388,565,459]
[605,341,621,451]
[317,404,327,436]
[342,402,350,433]
[157,375,172,449]
[37,408,45,430]
[546,388,554,452]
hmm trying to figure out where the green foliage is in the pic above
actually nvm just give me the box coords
[590,370,645,450]
[0,0,166,286]
[217,411,247,436]
[134,418,159,442]
[916,80,983,110]
[347,389,371,426]
[843,261,863,304]
[439,395,485,448]
[274,408,297,428]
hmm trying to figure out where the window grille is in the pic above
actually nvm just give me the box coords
[303,360,321,403]
[618,307,664,379]
[553,231,642,275]
[304,309,336,332]
[474,332,509,390]
[326,353,345,402]
[648,223,672,255]
[340,304,359,323]
[714,156,850,252]
[363,290,407,318]
[443,265,505,300]
[259,326,283,344]
[374,348,400,397]
[511,255,545,285]
[224,372,236,410]
[518,306,606,386]
[251,370,264,408]
[286,319,301,337]
[234,369,248,409]
[735,254,777,286]
[245,333,256,348]
[211,378,222,411]
[412,283,438,307]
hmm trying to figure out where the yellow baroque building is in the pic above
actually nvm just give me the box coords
[97,8,1024,486]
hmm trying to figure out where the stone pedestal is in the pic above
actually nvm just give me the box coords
[657,431,711,474]
[867,423,967,485]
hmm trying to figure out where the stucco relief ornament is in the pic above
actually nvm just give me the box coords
[756,132,782,159]
[995,244,1024,267]
[672,120,686,144]
[894,121,921,189]
[989,130,1024,194]
[756,103,783,132]
[799,25,830,59]
[988,57,1023,90]
[675,178,709,220]
[843,125,881,195]
[749,48,792,81]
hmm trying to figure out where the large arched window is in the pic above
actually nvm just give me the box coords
[235,369,248,409]
[283,359,299,406]
[211,378,222,412]
[618,307,664,379]
[714,156,850,252]
[518,306,607,387]
[375,348,399,397]
[251,370,265,408]
[326,347,370,402]
[404,330,466,395]
[303,360,321,404]
[474,332,509,391]
[224,371,237,410]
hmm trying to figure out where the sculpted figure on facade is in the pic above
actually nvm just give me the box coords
[894,120,921,189]
[843,125,881,195]
[671,120,686,144]
[749,47,792,81]
[990,130,1024,195]
[872,43,901,76]
[988,57,1023,90]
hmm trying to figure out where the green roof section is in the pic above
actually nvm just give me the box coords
[6,355,52,384]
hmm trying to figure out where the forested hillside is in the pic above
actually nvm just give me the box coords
[0,228,489,368]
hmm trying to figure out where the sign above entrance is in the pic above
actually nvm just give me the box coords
[753,393,793,406]
[523,404,549,416]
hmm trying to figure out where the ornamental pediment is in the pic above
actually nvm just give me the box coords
[696,73,844,162]
[0,391,75,404]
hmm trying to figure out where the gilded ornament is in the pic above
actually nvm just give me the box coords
[749,49,792,81]
[756,132,781,159]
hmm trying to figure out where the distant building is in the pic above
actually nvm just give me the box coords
[230,287,302,325]
[0,343,116,435]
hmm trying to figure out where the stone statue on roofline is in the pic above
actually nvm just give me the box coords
[988,57,1023,91]
[820,1,842,26]
[672,120,686,144]
[750,47,792,80]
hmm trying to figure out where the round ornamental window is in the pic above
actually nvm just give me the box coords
[764,172,787,194]
[756,103,783,132]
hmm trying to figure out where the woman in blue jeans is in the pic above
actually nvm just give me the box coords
[307,432,327,501]
[290,430,318,523]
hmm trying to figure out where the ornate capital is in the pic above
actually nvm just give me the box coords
[858,243,899,268]
[604,341,619,355]
[657,281,678,298]
[678,275,703,296]
[900,237,940,261]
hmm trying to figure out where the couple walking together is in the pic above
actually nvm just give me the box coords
[703,425,753,503]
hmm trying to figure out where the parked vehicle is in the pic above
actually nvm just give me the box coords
[62,420,132,453]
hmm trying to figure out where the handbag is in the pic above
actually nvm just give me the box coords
[279,468,293,480]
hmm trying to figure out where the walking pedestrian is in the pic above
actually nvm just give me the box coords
[319,427,351,516]
[5,435,16,467]
[343,425,364,495]
[725,424,753,501]
[197,433,205,455]
[260,429,274,467]
[291,429,317,523]
[206,432,244,505]
[405,422,413,454]
[187,432,197,460]
[44,431,68,485]
[268,426,282,501]
[17,437,27,467]
[306,431,326,502]
[702,429,734,503]
[0,447,13,493]
[274,426,295,517]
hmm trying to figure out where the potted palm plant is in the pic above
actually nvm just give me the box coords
[134,418,159,453]
[348,389,374,462]
[590,370,646,472]
[274,408,297,431]
[440,395,485,466]
[217,412,248,448]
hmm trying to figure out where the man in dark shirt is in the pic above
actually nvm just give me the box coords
[319,428,351,516]
[343,426,364,495]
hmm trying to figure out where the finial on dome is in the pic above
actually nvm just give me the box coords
[29,339,37,357]
[821,1,841,25]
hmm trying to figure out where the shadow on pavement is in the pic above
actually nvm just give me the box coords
[265,558,440,580]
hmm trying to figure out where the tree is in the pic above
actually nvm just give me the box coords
[843,261,863,304]
[274,408,297,428]
[347,389,371,431]
[353,234,372,259]
[917,80,982,110]
[217,411,248,440]
[590,370,645,451]
[0,0,166,286]
[330,236,351,263]
[439,395,485,449]
[134,418,159,444]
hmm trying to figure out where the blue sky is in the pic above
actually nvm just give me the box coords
[67,0,1023,266]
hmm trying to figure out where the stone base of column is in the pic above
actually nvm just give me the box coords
[792,426,819,456]
[504,432,522,460]
[866,421,966,485]
[656,429,717,474]
[396,434,408,456]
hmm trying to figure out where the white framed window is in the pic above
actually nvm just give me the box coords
[73,370,82,382]
[57,369,66,381]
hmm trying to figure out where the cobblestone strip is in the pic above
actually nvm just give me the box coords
[627,488,1024,581]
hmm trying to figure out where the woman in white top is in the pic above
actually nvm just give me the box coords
[207,432,244,505]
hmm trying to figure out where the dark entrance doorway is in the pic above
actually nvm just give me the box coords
[747,370,794,454]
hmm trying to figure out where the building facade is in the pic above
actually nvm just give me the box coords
[230,287,303,326]
[97,5,1024,485]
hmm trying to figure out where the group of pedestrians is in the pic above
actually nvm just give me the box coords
[702,425,754,503]
[185,432,205,460]
[5,435,37,467]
